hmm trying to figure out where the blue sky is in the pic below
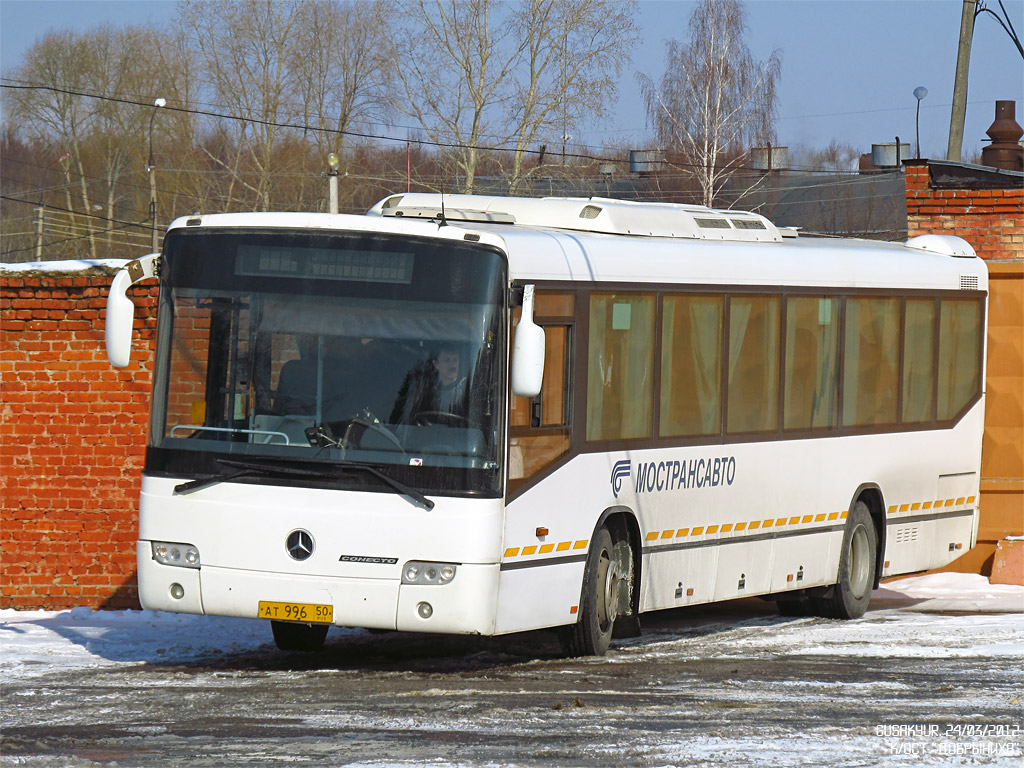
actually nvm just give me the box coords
[2,0,1022,161]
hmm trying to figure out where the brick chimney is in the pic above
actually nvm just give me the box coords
[981,100,1024,172]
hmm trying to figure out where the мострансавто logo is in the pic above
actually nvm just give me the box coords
[611,456,737,497]
[611,460,631,498]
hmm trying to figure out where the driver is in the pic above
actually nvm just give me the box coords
[389,343,468,424]
[433,346,467,414]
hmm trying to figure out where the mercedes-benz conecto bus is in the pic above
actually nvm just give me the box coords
[105,194,986,655]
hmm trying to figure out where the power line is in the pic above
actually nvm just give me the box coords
[0,80,625,165]
[0,194,155,231]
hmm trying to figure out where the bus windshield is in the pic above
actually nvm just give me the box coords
[148,228,506,497]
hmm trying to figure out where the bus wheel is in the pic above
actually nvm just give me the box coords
[271,621,329,652]
[559,526,631,657]
[813,501,877,620]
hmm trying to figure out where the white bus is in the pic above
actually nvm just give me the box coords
[106,194,986,656]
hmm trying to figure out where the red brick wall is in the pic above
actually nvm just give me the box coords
[1,270,157,609]
[905,161,1024,260]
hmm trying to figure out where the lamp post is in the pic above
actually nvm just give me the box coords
[327,152,340,214]
[914,86,928,159]
[147,97,166,253]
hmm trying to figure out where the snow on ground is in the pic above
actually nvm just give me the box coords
[0,574,1021,683]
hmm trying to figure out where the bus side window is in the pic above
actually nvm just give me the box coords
[509,292,574,494]
[586,292,656,441]
[937,298,983,421]
[843,297,900,427]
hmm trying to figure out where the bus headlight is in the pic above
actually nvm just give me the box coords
[152,541,201,569]
[402,561,457,585]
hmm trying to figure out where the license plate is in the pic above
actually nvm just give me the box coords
[257,601,333,624]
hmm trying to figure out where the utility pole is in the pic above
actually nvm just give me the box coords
[327,153,340,214]
[147,98,166,253]
[35,205,44,261]
[947,0,977,162]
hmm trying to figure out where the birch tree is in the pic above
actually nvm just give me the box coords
[506,0,638,191]
[388,0,521,194]
[638,0,781,207]
[387,0,638,194]
[179,0,305,211]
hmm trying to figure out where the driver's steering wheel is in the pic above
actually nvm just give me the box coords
[413,410,468,427]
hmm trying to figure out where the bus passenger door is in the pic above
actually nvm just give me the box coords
[508,291,575,498]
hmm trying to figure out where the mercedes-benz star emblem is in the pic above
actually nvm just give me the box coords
[286,530,314,561]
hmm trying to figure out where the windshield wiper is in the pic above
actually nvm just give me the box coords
[173,457,434,510]
[335,461,434,510]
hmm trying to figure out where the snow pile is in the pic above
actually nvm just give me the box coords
[0,258,128,273]
[874,572,1024,613]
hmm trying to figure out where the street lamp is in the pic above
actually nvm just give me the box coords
[913,86,928,160]
[147,97,166,253]
[327,152,340,214]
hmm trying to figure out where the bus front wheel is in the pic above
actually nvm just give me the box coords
[271,621,329,652]
[559,526,632,657]
[813,501,877,619]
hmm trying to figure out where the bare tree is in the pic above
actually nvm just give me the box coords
[387,0,638,194]
[179,0,306,211]
[291,0,393,161]
[505,0,638,191]
[387,0,523,194]
[6,26,183,258]
[638,0,781,207]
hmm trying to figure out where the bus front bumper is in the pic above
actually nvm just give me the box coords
[137,542,499,635]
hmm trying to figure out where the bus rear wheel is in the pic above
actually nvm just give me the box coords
[271,621,329,651]
[559,526,632,657]
[812,501,877,619]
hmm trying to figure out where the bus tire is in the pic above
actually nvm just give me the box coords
[271,620,329,651]
[559,526,631,657]
[814,501,877,620]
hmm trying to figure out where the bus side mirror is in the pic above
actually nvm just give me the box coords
[106,253,159,367]
[511,284,545,398]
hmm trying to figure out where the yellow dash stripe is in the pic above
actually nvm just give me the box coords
[574,540,588,550]
[504,547,520,558]
[661,530,674,540]
[676,528,689,537]
[692,526,704,535]
[522,545,537,556]
[800,515,812,524]
[763,519,775,528]
[827,512,839,521]
[944,498,956,507]
[790,516,802,525]
[556,541,571,552]
[888,505,897,514]
[749,520,761,529]
[967,496,976,504]
[841,511,848,519]
[735,522,747,531]
[539,543,554,554]
[923,501,933,509]
[721,523,734,533]
[911,503,921,511]
[645,532,659,542]
[814,513,826,522]
[956,497,966,506]
[899,504,910,513]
